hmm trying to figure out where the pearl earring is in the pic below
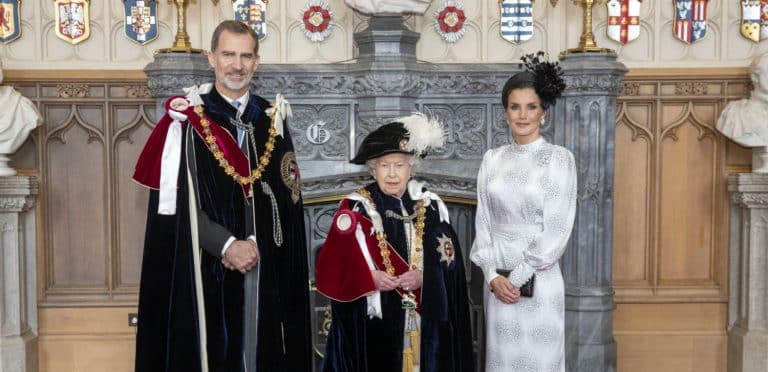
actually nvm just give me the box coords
[539,117,546,125]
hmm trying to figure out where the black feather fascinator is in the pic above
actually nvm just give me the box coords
[520,51,565,108]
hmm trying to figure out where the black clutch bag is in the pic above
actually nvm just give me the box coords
[496,269,535,297]
[519,274,535,297]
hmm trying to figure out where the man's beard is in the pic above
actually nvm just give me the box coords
[218,71,254,92]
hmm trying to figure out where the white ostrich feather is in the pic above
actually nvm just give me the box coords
[397,112,444,155]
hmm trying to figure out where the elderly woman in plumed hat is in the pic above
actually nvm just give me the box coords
[316,113,474,372]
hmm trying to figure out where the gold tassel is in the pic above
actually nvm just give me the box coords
[409,329,421,364]
[402,347,414,372]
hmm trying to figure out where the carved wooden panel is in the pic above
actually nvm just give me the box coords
[7,77,155,306]
[614,303,727,372]
[611,71,749,372]
[613,72,749,302]
[38,307,137,372]
[614,103,653,285]
[658,104,719,284]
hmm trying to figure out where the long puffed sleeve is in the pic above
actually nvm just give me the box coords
[470,149,501,284]
[508,147,577,287]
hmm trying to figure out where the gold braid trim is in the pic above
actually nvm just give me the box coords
[194,105,277,185]
[411,199,426,270]
[356,187,425,372]
[355,188,425,275]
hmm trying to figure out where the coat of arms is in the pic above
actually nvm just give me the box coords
[673,0,708,44]
[300,0,332,42]
[54,0,90,45]
[740,0,768,43]
[434,0,466,43]
[234,0,267,40]
[124,0,157,45]
[0,0,21,44]
[499,0,534,44]
[606,0,641,45]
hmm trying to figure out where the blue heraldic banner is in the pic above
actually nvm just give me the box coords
[234,0,267,40]
[500,0,533,44]
[674,0,708,44]
[0,0,21,44]
[125,0,157,45]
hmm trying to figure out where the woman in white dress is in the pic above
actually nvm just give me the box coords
[470,52,577,372]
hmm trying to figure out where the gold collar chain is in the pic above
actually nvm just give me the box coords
[194,105,277,186]
[356,188,425,275]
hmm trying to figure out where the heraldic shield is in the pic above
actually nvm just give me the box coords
[55,0,90,44]
[234,0,267,40]
[607,0,641,45]
[0,0,21,44]
[125,0,157,45]
[740,0,768,43]
[673,0,708,44]
[500,0,534,44]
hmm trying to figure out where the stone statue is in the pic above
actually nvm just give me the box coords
[344,0,432,15]
[716,52,768,172]
[0,59,42,176]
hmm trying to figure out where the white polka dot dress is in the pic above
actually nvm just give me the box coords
[470,137,577,372]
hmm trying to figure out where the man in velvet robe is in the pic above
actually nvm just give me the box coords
[132,20,311,372]
[315,116,474,372]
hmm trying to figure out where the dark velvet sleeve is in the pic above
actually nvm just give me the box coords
[420,219,475,372]
[186,126,241,258]
[135,127,205,372]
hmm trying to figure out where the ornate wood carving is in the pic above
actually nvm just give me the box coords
[56,84,90,98]
[9,76,156,306]
[613,72,749,303]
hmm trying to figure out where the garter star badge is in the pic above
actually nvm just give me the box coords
[434,1,466,43]
[436,233,455,265]
[54,0,90,45]
[124,0,157,45]
[300,0,333,42]
[499,0,534,44]
[606,0,641,45]
[673,0,708,44]
[740,0,768,43]
[234,0,267,40]
[0,0,21,44]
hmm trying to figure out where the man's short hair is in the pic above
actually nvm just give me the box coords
[210,20,259,55]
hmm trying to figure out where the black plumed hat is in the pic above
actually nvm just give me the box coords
[350,113,444,165]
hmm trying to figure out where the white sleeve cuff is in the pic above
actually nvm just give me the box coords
[221,236,236,257]
[366,292,382,319]
[509,261,536,287]
[482,265,500,285]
